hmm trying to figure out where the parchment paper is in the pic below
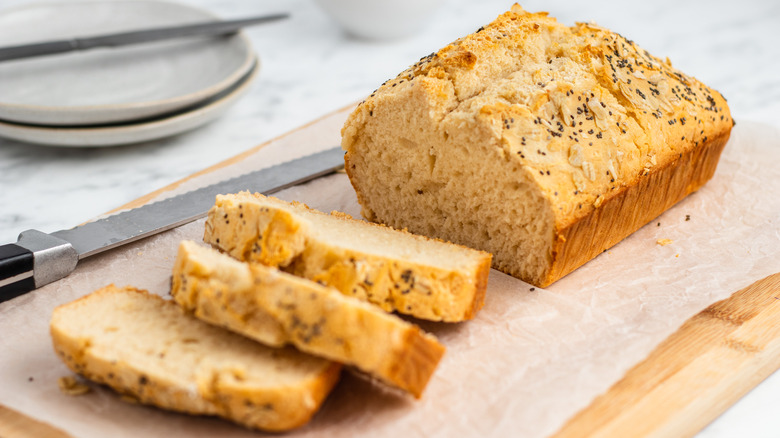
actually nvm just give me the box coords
[1,110,779,438]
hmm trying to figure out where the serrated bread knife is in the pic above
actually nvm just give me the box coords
[0,147,344,303]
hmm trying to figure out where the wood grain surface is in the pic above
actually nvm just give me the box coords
[552,272,780,438]
[0,405,70,438]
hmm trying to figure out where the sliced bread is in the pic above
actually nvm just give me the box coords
[203,192,491,322]
[172,240,445,398]
[50,285,341,432]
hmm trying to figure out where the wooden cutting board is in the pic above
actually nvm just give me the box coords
[2,108,779,438]
[553,272,780,438]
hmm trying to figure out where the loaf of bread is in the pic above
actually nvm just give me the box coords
[203,192,491,322]
[50,285,341,432]
[172,240,445,398]
[341,5,733,287]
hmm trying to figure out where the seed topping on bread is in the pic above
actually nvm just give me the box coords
[342,4,731,286]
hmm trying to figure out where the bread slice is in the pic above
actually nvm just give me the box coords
[341,5,732,287]
[50,285,341,432]
[172,240,445,398]
[203,192,491,322]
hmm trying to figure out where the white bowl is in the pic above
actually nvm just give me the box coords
[313,0,446,40]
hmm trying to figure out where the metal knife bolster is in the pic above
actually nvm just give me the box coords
[0,231,78,301]
[0,146,345,303]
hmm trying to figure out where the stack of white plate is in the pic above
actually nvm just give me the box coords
[0,1,259,147]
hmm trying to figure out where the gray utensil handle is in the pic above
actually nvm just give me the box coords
[0,13,289,62]
[0,41,76,62]
[0,230,78,303]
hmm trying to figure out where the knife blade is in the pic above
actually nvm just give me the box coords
[0,13,289,62]
[0,146,344,302]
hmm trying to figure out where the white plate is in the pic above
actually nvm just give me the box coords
[0,58,258,147]
[0,0,254,126]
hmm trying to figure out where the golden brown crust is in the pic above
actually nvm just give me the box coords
[386,327,447,398]
[464,254,491,319]
[172,241,445,398]
[50,285,340,432]
[205,192,491,322]
[341,4,732,287]
[541,130,730,286]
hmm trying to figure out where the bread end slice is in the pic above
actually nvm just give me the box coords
[50,285,341,432]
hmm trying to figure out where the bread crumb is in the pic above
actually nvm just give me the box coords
[657,238,673,246]
[58,376,91,396]
[121,394,140,404]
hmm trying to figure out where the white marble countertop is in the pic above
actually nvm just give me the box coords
[0,0,778,436]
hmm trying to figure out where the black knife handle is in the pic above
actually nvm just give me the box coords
[0,244,35,302]
[0,230,79,304]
